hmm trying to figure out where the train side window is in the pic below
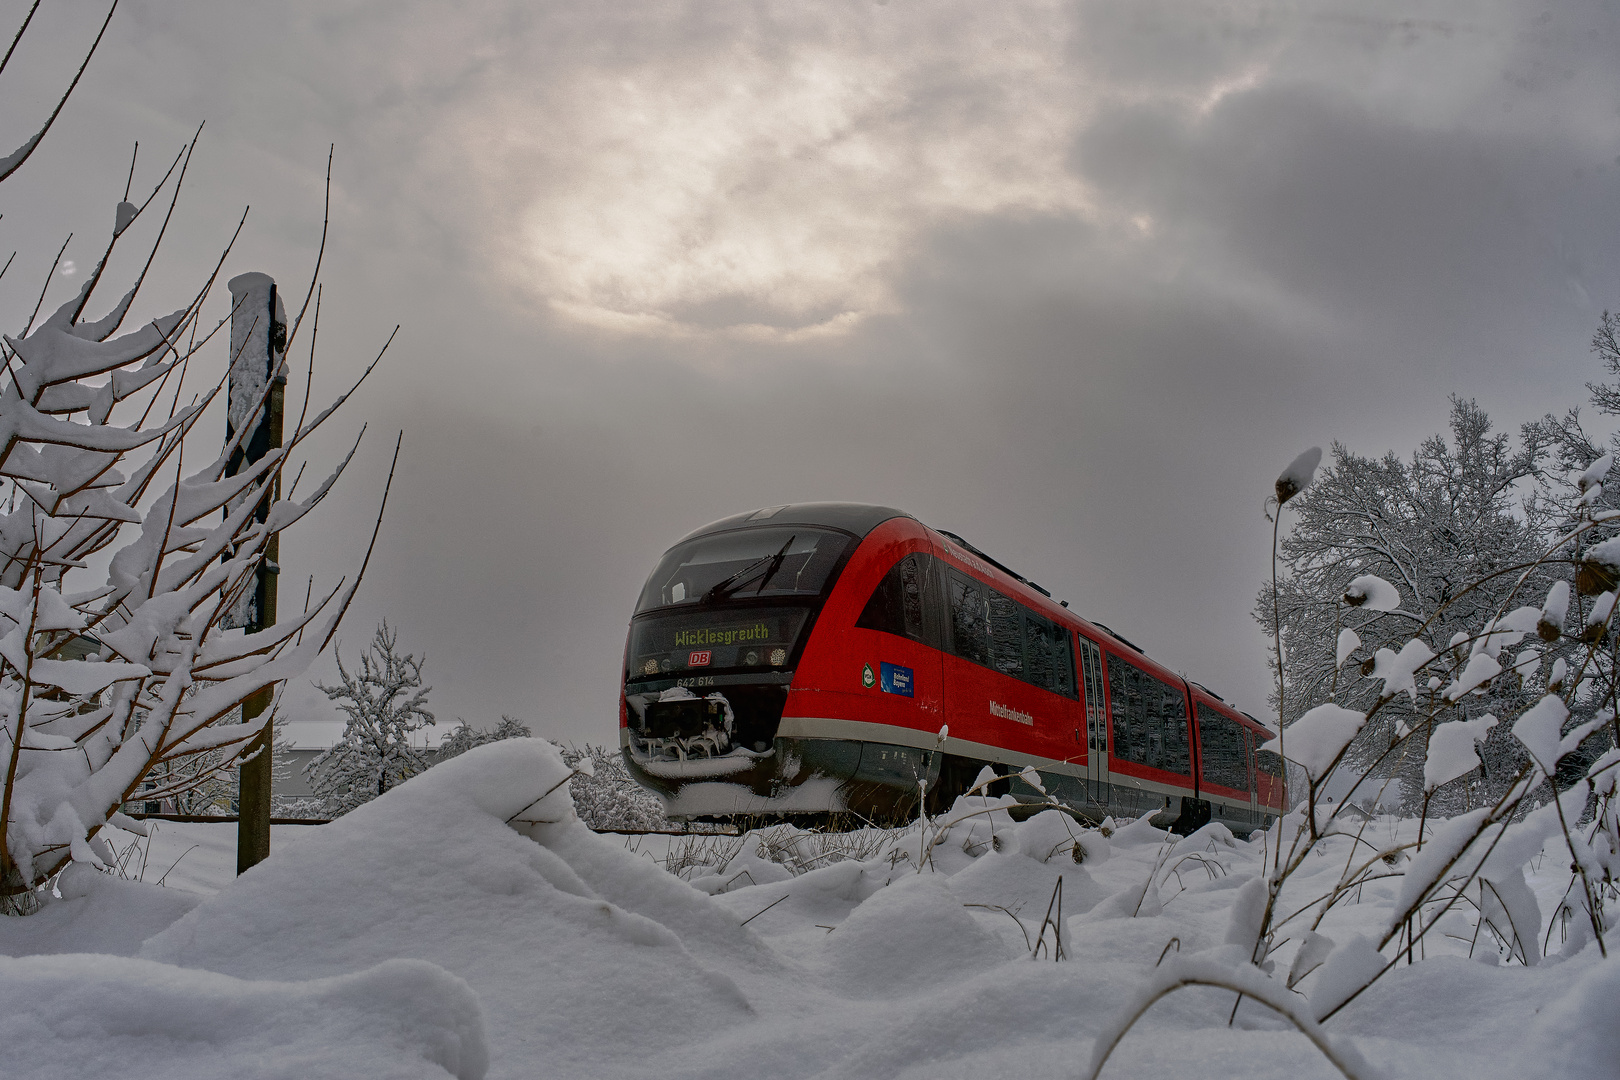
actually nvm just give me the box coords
[943,568,1078,698]
[1106,653,1192,776]
[856,555,926,642]
[1023,612,1053,691]
[988,591,1024,678]
[947,571,992,666]
[1023,609,1077,699]
[1196,703,1249,792]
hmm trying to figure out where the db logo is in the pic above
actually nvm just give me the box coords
[689,651,712,667]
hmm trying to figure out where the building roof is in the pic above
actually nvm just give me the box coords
[280,720,449,751]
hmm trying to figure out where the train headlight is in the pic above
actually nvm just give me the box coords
[642,659,659,675]
[770,648,787,666]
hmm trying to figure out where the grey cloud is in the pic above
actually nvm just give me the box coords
[1076,86,1619,347]
[3,0,1619,739]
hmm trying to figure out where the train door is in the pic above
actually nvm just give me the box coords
[1077,635,1107,789]
[1247,728,1259,822]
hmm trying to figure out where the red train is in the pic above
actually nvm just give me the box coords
[619,504,1284,833]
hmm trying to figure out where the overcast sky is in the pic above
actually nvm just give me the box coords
[2,0,1618,742]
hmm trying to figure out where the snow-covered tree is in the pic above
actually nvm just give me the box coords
[561,743,670,831]
[135,745,237,817]
[436,715,531,761]
[0,9,385,913]
[304,624,435,815]
[433,720,670,830]
[1257,398,1572,809]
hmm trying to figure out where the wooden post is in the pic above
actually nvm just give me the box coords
[235,392,281,873]
[227,273,286,875]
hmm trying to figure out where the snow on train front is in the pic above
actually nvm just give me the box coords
[619,504,907,819]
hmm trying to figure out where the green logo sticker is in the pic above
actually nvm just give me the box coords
[861,663,876,689]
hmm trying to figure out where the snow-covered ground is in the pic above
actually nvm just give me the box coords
[0,740,1612,1080]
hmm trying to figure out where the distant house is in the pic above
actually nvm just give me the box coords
[48,633,104,662]
[277,721,345,801]
[277,720,447,802]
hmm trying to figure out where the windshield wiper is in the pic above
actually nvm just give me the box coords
[702,535,795,604]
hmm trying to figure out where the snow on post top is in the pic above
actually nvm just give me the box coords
[226,272,286,439]
[1275,446,1322,505]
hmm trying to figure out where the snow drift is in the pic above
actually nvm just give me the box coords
[6,737,1616,1080]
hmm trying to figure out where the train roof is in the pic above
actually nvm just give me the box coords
[669,502,1264,722]
[676,502,914,545]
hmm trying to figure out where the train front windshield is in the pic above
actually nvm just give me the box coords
[628,527,850,680]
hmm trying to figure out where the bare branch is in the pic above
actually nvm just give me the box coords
[0,1,120,185]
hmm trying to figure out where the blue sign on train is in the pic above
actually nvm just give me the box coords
[879,662,914,697]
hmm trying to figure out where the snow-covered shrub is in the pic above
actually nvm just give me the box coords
[434,730,671,832]
[561,743,671,832]
[0,11,387,912]
[653,822,916,888]
[126,708,305,818]
[1257,400,1588,809]
[436,715,532,761]
[1092,430,1620,1077]
[131,745,237,818]
[304,623,435,816]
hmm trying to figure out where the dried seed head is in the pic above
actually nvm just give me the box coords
[1275,447,1323,506]
[1579,454,1613,493]
[1577,559,1619,597]
[1360,656,1377,677]
[1343,574,1400,611]
[1537,617,1562,643]
[1071,842,1085,864]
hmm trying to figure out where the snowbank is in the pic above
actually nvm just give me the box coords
[141,739,773,1077]
[0,863,199,958]
[3,737,1609,1080]
[0,953,485,1080]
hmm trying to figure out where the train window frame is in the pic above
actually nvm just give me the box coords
[1021,605,1076,699]
[1105,652,1192,777]
[856,554,928,643]
[946,568,993,667]
[634,526,853,615]
[1196,702,1251,793]
[988,590,1025,679]
[942,565,1078,700]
